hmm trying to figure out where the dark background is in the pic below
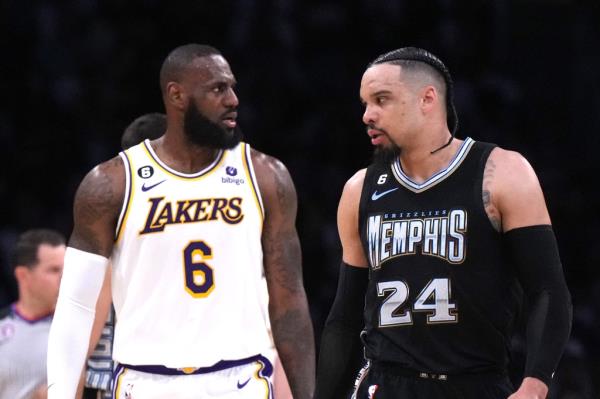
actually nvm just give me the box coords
[1,0,599,397]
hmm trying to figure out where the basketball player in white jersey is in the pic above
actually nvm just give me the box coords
[47,44,315,399]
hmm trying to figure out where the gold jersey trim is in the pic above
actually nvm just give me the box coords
[115,151,134,243]
[142,139,226,180]
[242,143,265,225]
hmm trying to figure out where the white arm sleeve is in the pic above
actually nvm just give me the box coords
[47,247,109,399]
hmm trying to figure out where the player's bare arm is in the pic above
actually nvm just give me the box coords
[314,170,369,399]
[482,156,501,231]
[338,169,368,267]
[47,157,124,399]
[484,148,551,232]
[252,149,316,399]
[487,147,569,399]
[70,156,125,256]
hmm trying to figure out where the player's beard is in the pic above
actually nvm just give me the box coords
[373,144,401,166]
[183,101,243,149]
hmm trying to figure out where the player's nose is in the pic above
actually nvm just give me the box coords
[363,105,377,125]
[223,88,239,108]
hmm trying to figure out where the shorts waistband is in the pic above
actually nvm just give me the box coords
[370,361,506,382]
[117,354,273,376]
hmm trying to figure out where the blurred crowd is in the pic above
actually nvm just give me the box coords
[1,1,599,397]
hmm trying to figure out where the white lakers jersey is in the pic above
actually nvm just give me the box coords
[111,140,272,368]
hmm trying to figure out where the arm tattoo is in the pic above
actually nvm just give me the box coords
[271,307,315,398]
[482,158,502,232]
[261,156,315,398]
[262,165,303,293]
[263,228,303,292]
[70,157,123,254]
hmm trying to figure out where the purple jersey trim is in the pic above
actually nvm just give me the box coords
[11,303,53,324]
[116,354,274,376]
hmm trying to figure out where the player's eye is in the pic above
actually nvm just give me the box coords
[212,84,226,93]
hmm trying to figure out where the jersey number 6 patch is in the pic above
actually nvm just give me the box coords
[183,241,215,298]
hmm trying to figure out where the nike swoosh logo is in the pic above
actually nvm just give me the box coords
[371,187,399,201]
[237,377,251,389]
[141,180,166,192]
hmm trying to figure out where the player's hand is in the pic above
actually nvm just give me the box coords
[507,377,548,399]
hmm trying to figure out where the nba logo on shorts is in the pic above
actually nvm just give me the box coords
[368,384,378,398]
[124,383,134,399]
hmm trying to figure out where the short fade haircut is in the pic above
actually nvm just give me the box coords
[159,44,221,94]
[121,113,167,150]
[369,47,459,148]
[11,229,65,270]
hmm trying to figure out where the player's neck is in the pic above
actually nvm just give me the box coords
[398,133,462,184]
[14,297,54,321]
[153,132,221,174]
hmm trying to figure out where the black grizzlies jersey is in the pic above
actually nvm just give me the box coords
[358,138,522,374]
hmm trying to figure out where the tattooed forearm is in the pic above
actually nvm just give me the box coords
[271,304,316,399]
[482,158,502,231]
[263,228,303,292]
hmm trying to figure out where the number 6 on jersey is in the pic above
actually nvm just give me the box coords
[183,241,215,297]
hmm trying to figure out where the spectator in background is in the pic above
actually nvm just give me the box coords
[0,229,66,399]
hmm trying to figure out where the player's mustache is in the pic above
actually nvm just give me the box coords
[366,124,388,136]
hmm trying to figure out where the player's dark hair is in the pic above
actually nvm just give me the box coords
[370,47,459,154]
[11,229,65,270]
[121,113,167,150]
[159,44,222,94]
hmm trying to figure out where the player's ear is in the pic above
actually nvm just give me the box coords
[166,82,187,110]
[14,265,29,284]
[420,85,437,112]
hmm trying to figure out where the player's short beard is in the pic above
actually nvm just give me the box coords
[373,144,401,166]
[183,101,243,149]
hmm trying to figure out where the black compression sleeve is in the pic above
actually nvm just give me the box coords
[315,263,369,399]
[504,225,572,386]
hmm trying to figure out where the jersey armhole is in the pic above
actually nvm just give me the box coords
[115,151,133,242]
[242,143,265,224]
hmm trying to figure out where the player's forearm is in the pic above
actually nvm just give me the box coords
[271,297,316,399]
[47,299,96,398]
[315,323,363,399]
[504,226,572,385]
[47,248,108,399]
[523,287,572,384]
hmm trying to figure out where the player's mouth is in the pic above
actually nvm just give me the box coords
[222,112,237,129]
[367,127,387,146]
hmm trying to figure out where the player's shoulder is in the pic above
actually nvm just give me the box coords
[247,146,297,209]
[486,146,541,198]
[89,155,126,180]
[343,168,367,195]
[336,168,367,210]
[488,146,532,171]
[248,146,294,190]
[74,155,126,215]
[248,147,288,175]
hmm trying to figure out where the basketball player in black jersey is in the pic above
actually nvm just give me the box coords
[315,48,572,399]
